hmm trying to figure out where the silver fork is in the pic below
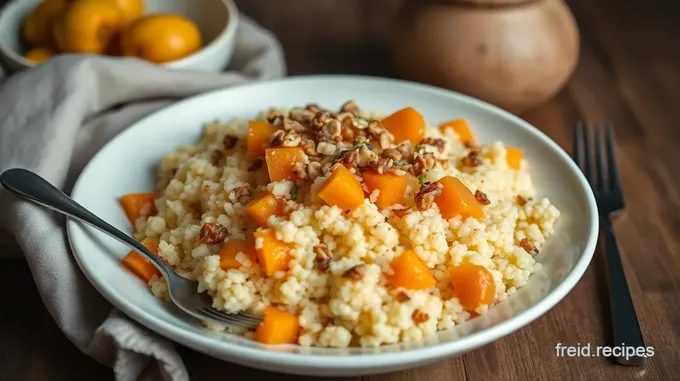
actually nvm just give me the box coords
[0,168,262,329]
[573,122,646,366]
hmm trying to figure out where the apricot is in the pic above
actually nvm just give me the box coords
[101,0,144,26]
[24,47,56,63]
[22,0,70,47]
[120,14,202,64]
[53,0,123,54]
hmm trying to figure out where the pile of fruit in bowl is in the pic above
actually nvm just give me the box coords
[21,0,203,64]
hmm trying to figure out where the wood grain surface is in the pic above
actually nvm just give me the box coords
[1,0,679,380]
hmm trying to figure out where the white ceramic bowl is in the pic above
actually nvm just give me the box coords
[0,0,238,73]
[67,76,598,376]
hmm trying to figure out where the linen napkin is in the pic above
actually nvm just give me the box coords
[0,14,285,381]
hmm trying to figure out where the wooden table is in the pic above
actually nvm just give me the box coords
[2,0,679,379]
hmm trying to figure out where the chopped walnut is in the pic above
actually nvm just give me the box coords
[269,130,286,147]
[419,137,446,152]
[412,152,436,176]
[372,158,393,174]
[299,137,317,156]
[516,195,527,206]
[461,150,483,167]
[396,142,413,161]
[396,291,411,302]
[289,108,316,124]
[282,200,301,215]
[307,161,323,180]
[230,185,252,205]
[520,238,538,254]
[382,148,403,161]
[312,111,333,130]
[412,309,430,323]
[366,120,394,149]
[341,126,355,142]
[339,100,359,116]
[342,264,365,280]
[198,223,228,244]
[438,159,450,169]
[314,244,331,272]
[415,182,443,211]
[356,145,379,167]
[464,141,478,149]
[266,109,282,124]
[210,150,224,166]
[282,115,307,132]
[292,162,308,180]
[392,206,411,217]
[474,190,491,205]
[282,130,302,147]
[336,149,359,168]
[321,119,343,143]
[248,159,264,172]
[305,103,322,113]
[223,135,238,149]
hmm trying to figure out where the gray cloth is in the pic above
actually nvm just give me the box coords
[0,15,285,381]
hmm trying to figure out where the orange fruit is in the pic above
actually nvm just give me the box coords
[120,14,202,63]
[24,46,56,63]
[53,0,123,54]
[22,0,70,47]
[101,0,144,26]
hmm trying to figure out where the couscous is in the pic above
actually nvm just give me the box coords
[119,101,560,348]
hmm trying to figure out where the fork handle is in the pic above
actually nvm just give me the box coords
[603,222,647,365]
[0,168,174,277]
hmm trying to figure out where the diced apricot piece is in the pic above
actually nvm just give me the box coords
[247,120,279,157]
[218,239,258,270]
[244,192,284,228]
[254,229,292,277]
[435,176,484,220]
[389,250,436,290]
[439,119,475,144]
[449,263,496,311]
[506,147,523,170]
[381,107,425,144]
[265,147,306,182]
[122,238,161,282]
[255,306,300,345]
[317,165,364,211]
[363,171,408,209]
[119,192,156,224]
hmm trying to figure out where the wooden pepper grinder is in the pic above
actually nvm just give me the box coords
[389,0,580,115]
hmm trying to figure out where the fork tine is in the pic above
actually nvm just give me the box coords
[207,308,262,325]
[605,122,622,192]
[595,124,608,191]
[200,308,259,327]
[574,122,592,185]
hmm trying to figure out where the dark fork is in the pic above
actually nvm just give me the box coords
[573,122,646,366]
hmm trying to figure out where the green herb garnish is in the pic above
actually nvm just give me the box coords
[418,175,425,186]
[290,184,299,201]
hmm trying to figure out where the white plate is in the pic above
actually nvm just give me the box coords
[67,75,598,376]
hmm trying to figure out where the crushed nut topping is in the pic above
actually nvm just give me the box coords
[342,264,366,280]
[223,135,239,149]
[336,149,359,168]
[382,148,403,161]
[307,161,323,180]
[396,291,411,302]
[314,244,331,272]
[282,200,301,215]
[247,159,264,172]
[461,150,483,167]
[230,185,252,205]
[269,130,286,147]
[392,206,412,217]
[299,137,317,156]
[292,162,308,180]
[366,120,394,149]
[289,108,316,124]
[515,195,527,206]
[412,152,436,176]
[520,238,538,254]
[372,158,393,174]
[474,190,491,205]
[419,137,446,152]
[266,109,282,124]
[312,111,333,130]
[198,223,228,244]
[415,182,444,211]
[210,150,224,166]
[396,142,413,161]
[356,145,379,168]
[412,310,430,323]
[339,100,359,116]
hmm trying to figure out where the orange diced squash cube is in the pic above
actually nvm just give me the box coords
[362,171,408,209]
[122,238,161,282]
[254,229,292,277]
[247,120,279,158]
[119,192,156,225]
[439,119,475,144]
[244,192,284,228]
[435,176,484,220]
[449,263,496,311]
[317,165,364,211]
[219,239,258,270]
[389,250,436,290]
[506,147,523,170]
[255,306,300,345]
[381,107,426,144]
[265,147,306,182]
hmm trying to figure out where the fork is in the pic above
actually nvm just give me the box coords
[573,122,646,366]
[0,168,262,329]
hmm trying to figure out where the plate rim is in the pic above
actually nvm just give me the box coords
[66,74,599,371]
